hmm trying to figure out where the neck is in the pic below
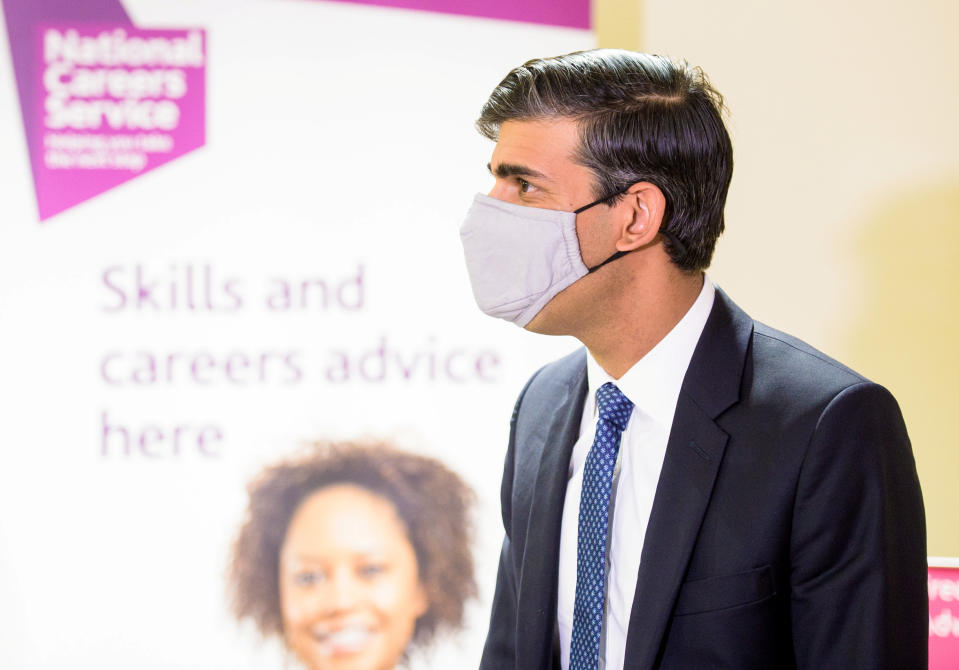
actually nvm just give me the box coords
[577,267,704,379]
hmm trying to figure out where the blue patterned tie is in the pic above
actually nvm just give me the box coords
[569,382,634,670]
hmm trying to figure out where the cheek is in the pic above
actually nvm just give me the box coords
[279,584,313,630]
[575,216,602,266]
[370,579,406,612]
[371,577,428,627]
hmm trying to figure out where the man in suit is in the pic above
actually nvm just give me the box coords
[459,50,927,669]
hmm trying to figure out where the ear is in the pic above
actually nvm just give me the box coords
[615,182,666,252]
[412,581,429,618]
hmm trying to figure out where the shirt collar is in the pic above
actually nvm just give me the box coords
[584,277,716,427]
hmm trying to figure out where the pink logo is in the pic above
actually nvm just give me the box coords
[29,25,205,219]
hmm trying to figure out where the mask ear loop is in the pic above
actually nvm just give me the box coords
[573,194,616,215]
[587,250,631,273]
[575,191,689,272]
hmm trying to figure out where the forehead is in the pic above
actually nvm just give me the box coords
[282,484,410,555]
[490,118,582,175]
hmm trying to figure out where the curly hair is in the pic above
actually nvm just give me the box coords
[228,440,477,650]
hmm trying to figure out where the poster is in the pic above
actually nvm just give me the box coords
[930,558,959,670]
[0,1,593,667]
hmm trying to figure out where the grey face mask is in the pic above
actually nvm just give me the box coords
[459,192,630,327]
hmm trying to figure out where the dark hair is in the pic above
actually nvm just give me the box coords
[228,440,476,651]
[477,49,733,271]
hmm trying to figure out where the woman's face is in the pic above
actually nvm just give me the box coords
[279,484,428,670]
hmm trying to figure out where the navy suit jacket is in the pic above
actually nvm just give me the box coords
[479,289,927,670]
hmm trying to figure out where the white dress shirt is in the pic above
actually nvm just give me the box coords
[557,278,716,670]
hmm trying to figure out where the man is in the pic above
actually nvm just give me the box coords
[459,50,927,670]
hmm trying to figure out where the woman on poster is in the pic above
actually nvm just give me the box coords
[229,440,476,670]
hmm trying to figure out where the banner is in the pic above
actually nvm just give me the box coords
[0,1,592,668]
[930,558,959,670]
[325,0,589,29]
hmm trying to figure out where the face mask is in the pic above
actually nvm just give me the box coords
[459,192,632,327]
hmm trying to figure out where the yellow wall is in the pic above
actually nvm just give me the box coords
[595,0,959,556]
[593,0,642,51]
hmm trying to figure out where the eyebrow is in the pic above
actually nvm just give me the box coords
[487,162,549,180]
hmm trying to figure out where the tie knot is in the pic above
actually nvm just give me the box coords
[596,382,633,432]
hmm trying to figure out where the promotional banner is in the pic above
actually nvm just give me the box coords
[930,559,959,670]
[325,0,589,29]
[0,1,592,668]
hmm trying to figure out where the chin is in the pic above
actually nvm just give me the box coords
[293,635,398,670]
[297,649,386,670]
[523,315,562,335]
[523,301,576,336]
[522,277,597,336]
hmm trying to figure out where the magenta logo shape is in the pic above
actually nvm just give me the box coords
[2,0,206,221]
[33,25,206,219]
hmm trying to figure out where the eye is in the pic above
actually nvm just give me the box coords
[357,562,388,580]
[518,179,533,193]
[292,570,326,587]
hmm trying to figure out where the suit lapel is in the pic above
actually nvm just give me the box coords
[622,396,729,668]
[623,288,753,669]
[516,355,588,670]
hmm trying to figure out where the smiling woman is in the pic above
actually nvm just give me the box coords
[228,441,477,670]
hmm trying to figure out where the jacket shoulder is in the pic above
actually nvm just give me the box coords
[520,347,586,402]
[750,321,870,399]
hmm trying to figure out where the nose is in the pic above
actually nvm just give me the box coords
[487,179,510,202]
[323,569,361,613]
